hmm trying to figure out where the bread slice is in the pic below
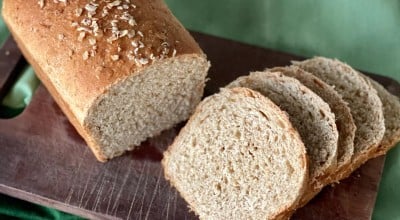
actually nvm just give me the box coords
[3,0,210,161]
[162,87,308,220]
[269,66,356,182]
[293,57,385,175]
[226,71,338,188]
[361,75,400,157]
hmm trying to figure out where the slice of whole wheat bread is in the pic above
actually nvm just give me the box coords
[293,57,385,177]
[263,66,356,216]
[268,66,356,181]
[226,71,338,189]
[361,75,400,157]
[162,87,308,220]
[268,66,356,182]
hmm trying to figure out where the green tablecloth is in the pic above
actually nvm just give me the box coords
[1,0,399,219]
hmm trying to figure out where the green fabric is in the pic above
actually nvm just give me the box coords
[0,66,40,118]
[0,194,81,220]
[2,66,40,109]
[0,0,399,219]
[0,0,8,47]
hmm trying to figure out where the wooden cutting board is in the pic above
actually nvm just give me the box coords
[0,32,398,220]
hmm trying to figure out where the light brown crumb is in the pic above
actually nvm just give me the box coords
[85,3,98,13]
[138,41,144,48]
[91,21,99,34]
[89,38,96,45]
[102,8,109,17]
[53,0,67,4]
[119,30,129,37]
[107,36,118,43]
[107,0,121,8]
[134,57,149,66]
[138,57,149,65]
[58,34,65,41]
[137,31,144,37]
[77,26,90,32]
[81,18,91,26]
[82,51,89,60]
[127,52,135,60]
[5,50,10,56]
[111,55,120,61]
[78,32,86,42]
[127,30,135,38]
[172,49,177,57]
[38,0,45,9]
[75,8,83,17]
[128,18,136,26]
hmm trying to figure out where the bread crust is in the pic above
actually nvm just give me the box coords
[3,0,205,161]
[362,75,400,158]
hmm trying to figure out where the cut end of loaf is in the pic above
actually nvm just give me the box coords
[163,87,308,219]
[84,55,210,160]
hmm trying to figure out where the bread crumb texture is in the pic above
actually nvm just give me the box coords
[227,71,338,186]
[293,57,385,162]
[163,88,308,220]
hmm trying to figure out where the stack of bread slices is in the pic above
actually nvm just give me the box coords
[162,57,400,220]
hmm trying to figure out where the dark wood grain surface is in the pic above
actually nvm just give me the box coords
[0,32,398,220]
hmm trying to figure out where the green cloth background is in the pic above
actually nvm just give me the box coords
[1,0,399,219]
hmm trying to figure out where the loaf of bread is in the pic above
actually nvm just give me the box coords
[293,57,385,178]
[163,87,309,220]
[2,0,210,161]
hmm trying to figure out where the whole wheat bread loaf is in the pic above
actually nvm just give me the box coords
[226,71,338,188]
[293,57,385,175]
[163,87,308,220]
[3,0,210,161]
[269,66,356,182]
